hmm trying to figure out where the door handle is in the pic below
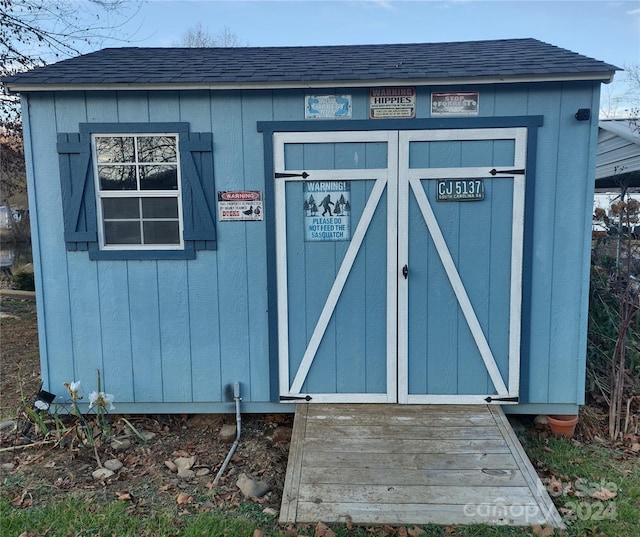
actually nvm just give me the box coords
[402,265,408,279]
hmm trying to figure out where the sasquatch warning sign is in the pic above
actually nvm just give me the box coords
[303,181,351,241]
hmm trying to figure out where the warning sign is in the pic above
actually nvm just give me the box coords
[369,87,416,119]
[217,191,263,221]
[431,92,479,116]
[304,181,351,241]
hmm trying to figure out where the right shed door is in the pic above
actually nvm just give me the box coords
[397,128,527,404]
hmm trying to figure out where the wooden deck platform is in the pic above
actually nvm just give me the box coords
[280,404,563,528]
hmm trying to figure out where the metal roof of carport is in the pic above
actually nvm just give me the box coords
[2,38,619,92]
[596,119,640,189]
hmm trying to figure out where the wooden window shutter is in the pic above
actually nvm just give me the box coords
[57,132,98,250]
[180,132,217,251]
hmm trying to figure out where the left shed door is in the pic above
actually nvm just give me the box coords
[275,131,399,403]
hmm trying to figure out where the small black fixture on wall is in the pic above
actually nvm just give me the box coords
[575,108,591,121]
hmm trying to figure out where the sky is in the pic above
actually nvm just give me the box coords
[102,0,639,106]
[16,0,634,114]
[120,0,639,70]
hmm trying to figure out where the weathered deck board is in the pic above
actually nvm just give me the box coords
[294,502,548,526]
[301,467,526,487]
[280,404,564,528]
[304,424,504,440]
[296,484,538,505]
[303,452,516,470]
[302,437,512,454]
[280,403,308,524]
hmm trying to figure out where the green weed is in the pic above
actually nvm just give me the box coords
[524,434,640,537]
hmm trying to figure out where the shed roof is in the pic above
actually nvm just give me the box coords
[3,38,618,92]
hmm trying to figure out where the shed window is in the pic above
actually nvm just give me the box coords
[57,122,216,260]
[93,134,183,249]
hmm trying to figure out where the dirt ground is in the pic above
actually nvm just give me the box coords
[0,294,292,517]
[0,295,40,421]
[1,292,638,529]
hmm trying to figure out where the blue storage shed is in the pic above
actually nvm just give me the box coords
[3,39,617,415]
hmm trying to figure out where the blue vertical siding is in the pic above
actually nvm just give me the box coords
[22,81,600,410]
[31,92,76,392]
[85,92,135,398]
[180,90,223,402]
[524,84,562,403]
[158,263,192,401]
[487,180,515,391]
[128,261,163,401]
[547,83,599,406]
[187,251,223,402]
[54,93,104,389]
[211,90,251,399]
[241,90,272,401]
[97,261,134,400]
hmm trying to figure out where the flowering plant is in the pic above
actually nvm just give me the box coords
[63,371,115,468]
[88,391,116,411]
[63,380,83,403]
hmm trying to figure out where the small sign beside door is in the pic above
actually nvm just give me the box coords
[304,181,351,241]
[436,179,485,201]
[218,191,264,221]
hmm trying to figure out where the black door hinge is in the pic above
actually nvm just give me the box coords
[488,168,525,176]
[280,395,313,401]
[485,396,519,403]
[275,172,310,179]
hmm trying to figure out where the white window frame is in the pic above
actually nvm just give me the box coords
[92,133,185,251]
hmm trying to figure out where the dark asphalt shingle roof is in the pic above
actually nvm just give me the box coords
[3,38,618,89]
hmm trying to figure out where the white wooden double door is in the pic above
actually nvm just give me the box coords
[275,129,526,404]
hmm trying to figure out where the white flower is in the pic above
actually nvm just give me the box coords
[64,380,83,400]
[34,400,50,411]
[88,390,116,411]
[88,390,99,409]
[103,393,115,410]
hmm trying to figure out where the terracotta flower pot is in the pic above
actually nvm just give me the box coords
[546,414,578,438]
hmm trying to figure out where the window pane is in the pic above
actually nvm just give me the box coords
[104,221,141,244]
[138,136,177,163]
[99,165,136,190]
[96,137,135,163]
[103,197,140,219]
[142,197,178,218]
[143,221,180,244]
[140,165,178,190]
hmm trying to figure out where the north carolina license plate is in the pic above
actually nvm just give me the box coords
[436,179,485,201]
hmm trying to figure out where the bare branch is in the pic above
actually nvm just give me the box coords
[173,23,247,48]
[0,0,142,240]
